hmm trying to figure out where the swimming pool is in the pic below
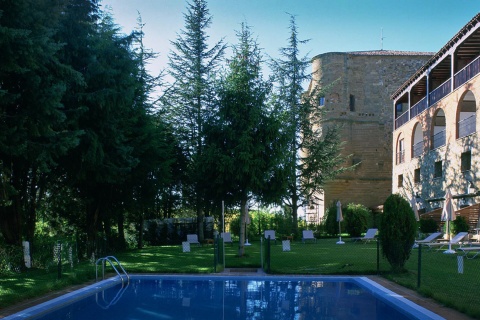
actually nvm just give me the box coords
[4,275,443,320]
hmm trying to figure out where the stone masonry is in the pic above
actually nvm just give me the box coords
[308,51,433,218]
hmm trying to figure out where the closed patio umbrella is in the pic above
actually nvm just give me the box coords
[441,189,455,254]
[410,195,420,221]
[336,201,344,244]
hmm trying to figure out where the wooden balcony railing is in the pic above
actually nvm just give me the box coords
[454,55,480,89]
[410,97,427,118]
[395,55,480,130]
[394,112,409,129]
[429,78,451,106]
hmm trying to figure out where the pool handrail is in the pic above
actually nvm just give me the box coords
[95,256,129,285]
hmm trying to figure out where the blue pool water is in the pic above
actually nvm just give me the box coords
[5,275,443,320]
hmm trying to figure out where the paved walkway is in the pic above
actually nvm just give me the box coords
[368,276,474,320]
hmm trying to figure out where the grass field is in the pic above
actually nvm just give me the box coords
[1,238,480,318]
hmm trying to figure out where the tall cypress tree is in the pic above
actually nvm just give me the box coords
[271,15,346,234]
[203,23,282,256]
[164,0,225,241]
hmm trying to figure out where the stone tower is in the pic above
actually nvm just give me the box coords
[307,50,433,221]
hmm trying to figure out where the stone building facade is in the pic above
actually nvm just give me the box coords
[392,14,480,218]
[307,51,433,221]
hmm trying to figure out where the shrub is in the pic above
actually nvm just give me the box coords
[344,203,371,237]
[324,203,340,236]
[380,194,416,273]
[419,218,438,233]
[452,216,469,234]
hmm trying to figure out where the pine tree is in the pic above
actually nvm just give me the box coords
[271,15,346,234]
[203,23,282,256]
[0,0,82,246]
[56,8,143,251]
[164,0,225,241]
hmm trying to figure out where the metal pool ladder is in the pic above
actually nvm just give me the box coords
[95,256,129,285]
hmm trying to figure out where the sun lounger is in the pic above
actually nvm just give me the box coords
[424,232,468,251]
[221,232,233,245]
[264,230,276,244]
[302,230,316,243]
[352,228,377,244]
[187,234,201,246]
[456,245,480,259]
[415,232,442,244]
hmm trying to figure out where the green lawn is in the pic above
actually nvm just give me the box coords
[1,239,480,318]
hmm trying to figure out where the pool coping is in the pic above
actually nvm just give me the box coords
[0,273,474,320]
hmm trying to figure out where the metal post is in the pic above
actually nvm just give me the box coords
[214,235,217,273]
[266,236,271,273]
[417,244,422,288]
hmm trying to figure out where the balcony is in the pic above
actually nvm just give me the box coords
[431,130,446,149]
[410,97,427,118]
[413,141,423,158]
[454,55,480,89]
[458,114,476,138]
[395,56,480,130]
[396,150,405,164]
[429,79,451,106]
[394,112,409,129]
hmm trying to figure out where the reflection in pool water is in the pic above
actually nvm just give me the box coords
[6,275,443,320]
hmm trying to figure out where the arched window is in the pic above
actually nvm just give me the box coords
[412,123,423,158]
[431,109,446,149]
[396,135,405,164]
[457,90,476,139]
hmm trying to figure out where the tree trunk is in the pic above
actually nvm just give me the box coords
[238,198,247,257]
[138,212,144,249]
[25,169,38,245]
[0,203,22,246]
[86,204,100,258]
[196,198,205,242]
[291,191,299,235]
[0,163,23,246]
[117,212,126,251]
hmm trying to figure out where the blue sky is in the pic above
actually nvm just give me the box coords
[101,0,480,79]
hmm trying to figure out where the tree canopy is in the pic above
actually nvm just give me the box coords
[0,1,346,259]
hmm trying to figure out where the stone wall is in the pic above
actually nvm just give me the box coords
[309,51,433,216]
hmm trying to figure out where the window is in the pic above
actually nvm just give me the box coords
[414,168,420,184]
[319,97,325,106]
[396,139,405,164]
[434,161,443,178]
[461,151,472,172]
[349,94,355,111]
[398,174,404,187]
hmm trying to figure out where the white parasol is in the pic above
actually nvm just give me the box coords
[441,189,455,254]
[336,201,345,244]
[410,194,420,248]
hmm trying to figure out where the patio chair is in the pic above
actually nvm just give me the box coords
[220,232,233,245]
[352,228,378,244]
[415,232,443,244]
[264,230,277,244]
[302,230,316,243]
[456,244,480,259]
[186,234,201,246]
[424,232,469,251]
